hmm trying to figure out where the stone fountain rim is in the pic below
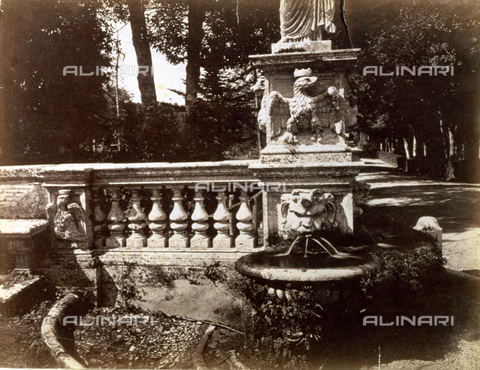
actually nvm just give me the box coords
[235,250,376,283]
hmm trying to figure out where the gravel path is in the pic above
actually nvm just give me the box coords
[357,169,480,370]
[357,170,480,272]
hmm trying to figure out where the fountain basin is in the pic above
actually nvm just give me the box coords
[235,250,376,284]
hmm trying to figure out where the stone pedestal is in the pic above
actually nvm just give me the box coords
[249,162,363,247]
[272,40,332,54]
[249,45,362,248]
[251,48,360,153]
[0,219,49,272]
[260,144,352,165]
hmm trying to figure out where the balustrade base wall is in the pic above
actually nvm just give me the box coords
[38,247,254,317]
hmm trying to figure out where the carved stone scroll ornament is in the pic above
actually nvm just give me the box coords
[265,68,345,145]
[281,189,336,234]
[53,190,87,247]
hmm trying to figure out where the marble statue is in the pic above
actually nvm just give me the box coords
[280,0,336,42]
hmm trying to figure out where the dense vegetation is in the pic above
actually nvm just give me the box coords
[0,0,478,180]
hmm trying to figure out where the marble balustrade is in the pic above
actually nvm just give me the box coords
[40,161,261,253]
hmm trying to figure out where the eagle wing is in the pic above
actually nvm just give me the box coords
[67,203,85,229]
[257,89,269,133]
[268,91,290,138]
[314,90,339,128]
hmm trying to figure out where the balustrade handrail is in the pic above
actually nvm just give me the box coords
[37,159,260,188]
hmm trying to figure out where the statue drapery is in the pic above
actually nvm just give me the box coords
[280,0,336,42]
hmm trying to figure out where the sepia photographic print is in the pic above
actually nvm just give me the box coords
[0,0,479,369]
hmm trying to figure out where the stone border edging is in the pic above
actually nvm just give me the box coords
[0,276,55,316]
[41,292,87,369]
[444,268,480,301]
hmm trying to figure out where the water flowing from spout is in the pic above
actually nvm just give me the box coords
[274,234,362,260]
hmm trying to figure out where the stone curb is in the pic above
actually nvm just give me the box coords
[41,292,87,369]
[0,276,54,316]
[444,268,480,301]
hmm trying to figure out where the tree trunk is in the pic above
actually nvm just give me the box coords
[445,127,455,180]
[185,0,206,117]
[403,137,410,160]
[465,127,480,163]
[439,118,455,180]
[127,0,157,109]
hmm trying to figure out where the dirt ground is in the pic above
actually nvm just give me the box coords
[355,169,480,370]
[357,170,480,272]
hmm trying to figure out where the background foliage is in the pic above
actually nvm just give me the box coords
[0,0,478,181]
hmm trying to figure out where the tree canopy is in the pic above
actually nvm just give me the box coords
[148,0,279,114]
[355,0,480,179]
[1,0,114,164]
[1,0,478,180]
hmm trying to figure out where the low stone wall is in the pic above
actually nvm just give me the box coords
[0,165,49,219]
[377,151,402,168]
[0,158,364,309]
[0,275,55,316]
[41,291,93,369]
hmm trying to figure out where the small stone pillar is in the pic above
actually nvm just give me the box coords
[213,192,233,249]
[92,188,107,249]
[126,190,147,248]
[414,216,442,253]
[190,190,211,250]
[235,190,256,249]
[106,189,126,248]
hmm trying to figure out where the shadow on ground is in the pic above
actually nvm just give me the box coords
[360,180,480,235]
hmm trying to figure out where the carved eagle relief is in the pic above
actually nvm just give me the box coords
[258,68,348,145]
[53,191,87,247]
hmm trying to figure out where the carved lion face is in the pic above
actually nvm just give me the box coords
[281,189,335,234]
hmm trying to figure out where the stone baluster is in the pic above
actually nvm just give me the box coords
[147,189,167,248]
[190,191,211,249]
[213,192,232,249]
[169,188,189,248]
[92,188,107,248]
[106,189,126,248]
[235,190,255,249]
[252,192,261,246]
[126,189,147,248]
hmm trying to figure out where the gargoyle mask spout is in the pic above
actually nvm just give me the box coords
[281,189,336,234]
